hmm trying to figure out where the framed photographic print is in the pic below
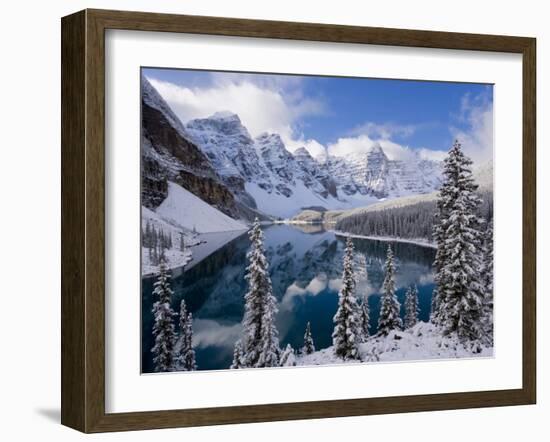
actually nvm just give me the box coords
[61,9,536,433]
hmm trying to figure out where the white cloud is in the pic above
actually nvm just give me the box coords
[147,76,326,156]
[451,92,493,166]
[284,137,327,158]
[417,148,447,162]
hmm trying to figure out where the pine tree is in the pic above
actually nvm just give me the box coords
[175,300,196,371]
[431,140,485,342]
[152,241,158,265]
[404,285,419,329]
[181,312,197,370]
[179,232,185,252]
[148,244,153,265]
[230,340,245,369]
[377,245,402,335]
[152,225,157,248]
[481,220,494,345]
[332,237,361,360]
[151,260,177,372]
[430,287,440,323]
[301,321,315,355]
[145,221,151,247]
[239,218,280,368]
[279,344,297,367]
[359,299,370,342]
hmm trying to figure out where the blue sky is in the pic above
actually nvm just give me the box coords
[143,67,493,163]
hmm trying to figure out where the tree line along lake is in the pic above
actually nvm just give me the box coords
[141,223,436,372]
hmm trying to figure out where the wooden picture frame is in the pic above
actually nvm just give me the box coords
[61,8,536,433]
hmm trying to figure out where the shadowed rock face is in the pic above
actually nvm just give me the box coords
[141,93,245,218]
[141,154,168,209]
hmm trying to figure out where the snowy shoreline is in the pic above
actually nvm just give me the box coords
[142,229,248,278]
[330,230,436,249]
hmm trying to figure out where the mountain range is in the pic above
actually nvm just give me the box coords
[141,76,445,220]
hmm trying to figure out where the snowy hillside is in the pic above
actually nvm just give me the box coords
[156,182,248,233]
[141,206,198,276]
[297,322,492,366]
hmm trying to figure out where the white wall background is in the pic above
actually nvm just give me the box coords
[0,0,546,440]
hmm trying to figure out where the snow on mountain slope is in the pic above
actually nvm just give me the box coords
[183,113,442,219]
[185,112,267,181]
[184,112,346,218]
[327,142,443,199]
[156,182,248,233]
[141,206,199,276]
[245,181,342,219]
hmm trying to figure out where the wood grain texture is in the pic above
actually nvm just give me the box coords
[60,8,537,433]
[522,38,536,402]
[61,10,86,432]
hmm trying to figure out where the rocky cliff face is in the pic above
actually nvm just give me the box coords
[141,77,248,219]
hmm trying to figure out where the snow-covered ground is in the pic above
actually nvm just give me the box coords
[141,206,201,276]
[142,181,249,276]
[331,230,436,249]
[157,182,247,233]
[297,322,492,367]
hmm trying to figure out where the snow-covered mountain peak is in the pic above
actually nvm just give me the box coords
[369,142,385,155]
[142,76,190,139]
[255,132,285,149]
[313,150,329,165]
[293,147,313,160]
[187,111,251,140]
[212,110,239,120]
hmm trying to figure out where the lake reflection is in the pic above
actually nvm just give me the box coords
[141,224,436,372]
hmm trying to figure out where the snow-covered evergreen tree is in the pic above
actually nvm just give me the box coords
[301,321,315,355]
[175,300,196,371]
[230,340,245,369]
[404,285,419,329]
[431,140,485,342]
[481,220,494,345]
[151,260,177,372]
[332,237,361,360]
[359,299,371,342]
[181,312,197,371]
[430,287,440,323]
[279,343,297,367]
[377,245,402,335]
[239,218,280,368]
